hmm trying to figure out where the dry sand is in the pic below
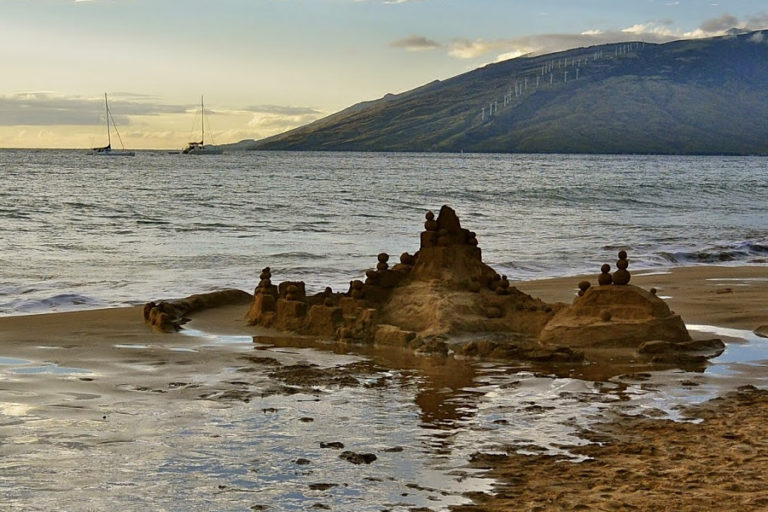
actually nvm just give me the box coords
[1,265,767,511]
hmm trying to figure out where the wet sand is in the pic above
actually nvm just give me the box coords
[461,265,768,512]
[1,265,767,510]
[453,385,768,512]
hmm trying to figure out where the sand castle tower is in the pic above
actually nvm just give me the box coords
[379,206,552,337]
[245,267,278,325]
[409,206,496,289]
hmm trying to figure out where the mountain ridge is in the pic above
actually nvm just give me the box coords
[244,31,768,155]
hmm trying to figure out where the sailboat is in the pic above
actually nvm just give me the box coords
[91,93,135,156]
[181,96,223,155]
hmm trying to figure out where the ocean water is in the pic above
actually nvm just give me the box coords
[1,149,767,315]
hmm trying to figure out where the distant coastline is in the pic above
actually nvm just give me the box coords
[1,145,766,157]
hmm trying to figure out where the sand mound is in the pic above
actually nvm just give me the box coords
[540,284,690,348]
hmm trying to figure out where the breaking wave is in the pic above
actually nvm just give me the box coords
[657,241,768,264]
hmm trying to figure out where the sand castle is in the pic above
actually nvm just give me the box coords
[237,206,721,360]
[144,205,722,363]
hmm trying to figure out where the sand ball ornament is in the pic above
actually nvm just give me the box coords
[496,275,511,295]
[578,280,591,296]
[376,252,389,271]
[612,250,631,285]
[400,252,415,265]
[598,264,613,286]
[424,210,438,231]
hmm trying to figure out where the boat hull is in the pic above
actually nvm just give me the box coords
[92,150,135,156]
[182,146,223,155]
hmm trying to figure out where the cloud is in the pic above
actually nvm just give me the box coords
[700,14,740,32]
[243,104,323,116]
[0,92,187,126]
[390,35,440,52]
[446,27,685,61]
[493,50,531,62]
[621,22,676,37]
[443,13,768,62]
[676,13,768,39]
[745,12,768,30]
[448,38,518,59]
[245,105,325,138]
[0,92,326,146]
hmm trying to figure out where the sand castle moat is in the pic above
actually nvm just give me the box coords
[145,206,723,364]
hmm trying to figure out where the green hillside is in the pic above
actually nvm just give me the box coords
[251,31,768,155]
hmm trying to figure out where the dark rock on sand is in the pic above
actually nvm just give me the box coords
[308,483,338,491]
[339,451,377,464]
[639,338,725,357]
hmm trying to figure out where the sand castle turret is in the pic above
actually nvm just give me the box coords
[245,267,279,325]
[409,206,497,288]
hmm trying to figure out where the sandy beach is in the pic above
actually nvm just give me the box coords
[1,264,767,510]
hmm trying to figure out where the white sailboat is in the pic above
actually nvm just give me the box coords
[182,96,223,155]
[91,93,135,156]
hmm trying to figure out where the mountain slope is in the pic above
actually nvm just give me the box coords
[253,31,768,155]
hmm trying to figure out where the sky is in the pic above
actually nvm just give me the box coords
[1,0,766,149]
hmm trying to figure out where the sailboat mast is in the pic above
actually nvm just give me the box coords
[200,96,205,145]
[105,93,112,148]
